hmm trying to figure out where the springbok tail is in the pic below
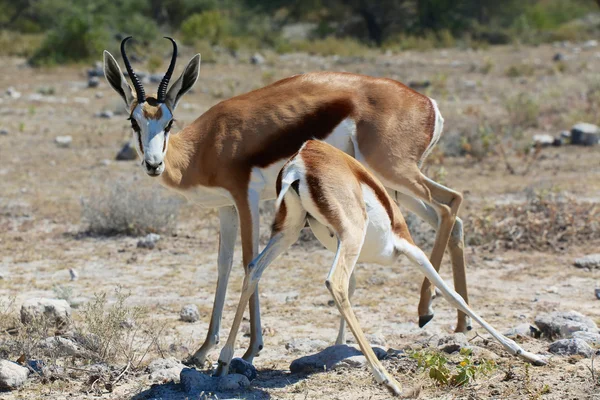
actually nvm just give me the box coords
[275,162,302,210]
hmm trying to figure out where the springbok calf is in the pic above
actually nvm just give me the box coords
[103,37,469,367]
[216,140,546,396]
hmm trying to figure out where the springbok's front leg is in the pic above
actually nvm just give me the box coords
[216,189,306,375]
[187,206,239,367]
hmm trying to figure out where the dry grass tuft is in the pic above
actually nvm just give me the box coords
[467,191,600,251]
[81,182,181,236]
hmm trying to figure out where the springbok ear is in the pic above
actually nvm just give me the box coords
[165,54,200,110]
[103,50,136,109]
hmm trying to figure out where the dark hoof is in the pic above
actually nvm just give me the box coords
[466,324,473,331]
[419,314,434,328]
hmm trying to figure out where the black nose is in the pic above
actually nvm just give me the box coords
[145,161,163,170]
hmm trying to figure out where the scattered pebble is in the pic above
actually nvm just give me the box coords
[533,134,555,147]
[54,135,72,148]
[535,310,598,339]
[96,110,114,119]
[596,288,600,300]
[571,122,599,146]
[0,129,8,135]
[250,53,266,65]
[137,233,161,249]
[115,142,137,161]
[69,268,78,281]
[88,77,100,88]
[6,87,21,99]
[179,304,200,323]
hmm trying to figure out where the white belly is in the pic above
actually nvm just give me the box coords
[308,184,397,265]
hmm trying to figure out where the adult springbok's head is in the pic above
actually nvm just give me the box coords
[103,37,200,176]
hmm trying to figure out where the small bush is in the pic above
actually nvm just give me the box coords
[410,348,496,386]
[181,11,231,46]
[0,31,43,58]
[505,63,536,78]
[29,12,109,66]
[81,182,181,236]
[505,93,540,128]
[289,37,371,57]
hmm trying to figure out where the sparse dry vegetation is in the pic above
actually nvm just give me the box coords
[81,183,181,236]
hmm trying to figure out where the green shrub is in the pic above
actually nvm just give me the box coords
[505,93,540,128]
[289,37,371,57]
[29,12,109,66]
[0,31,43,58]
[181,11,231,46]
[505,63,536,78]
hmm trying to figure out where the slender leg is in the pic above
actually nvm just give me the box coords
[397,239,546,366]
[217,192,306,375]
[327,238,405,396]
[187,206,238,367]
[395,191,470,332]
[335,271,356,345]
[238,188,264,363]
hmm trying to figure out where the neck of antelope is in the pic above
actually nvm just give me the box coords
[161,129,196,190]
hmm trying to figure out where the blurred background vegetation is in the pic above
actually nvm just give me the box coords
[0,0,599,65]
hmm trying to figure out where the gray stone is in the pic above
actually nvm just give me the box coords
[583,40,598,49]
[548,338,593,358]
[574,254,600,269]
[20,298,71,328]
[0,129,7,135]
[229,358,257,381]
[289,344,386,373]
[180,368,216,393]
[572,331,600,346]
[0,360,29,390]
[37,337,84,357]
[571,123,599,146]
[87,62,104,78]
[137,233,161,249]
[250,53,266,65]
[533,134,555,147]
[148,357,185,383]
[596,288,600,300]
[553,53,565,62]
[535,311,598,339]
[437,333,469,353]
[504,323,536,338]
[216,374,250,391]
[332,355,367,369]
[69,268,78,281]
[179,304,200,323]
[88,77,100,88]
[55,135,72,148]
[96,110,114,119]
[285,338,328,354]
[116,142,137,161]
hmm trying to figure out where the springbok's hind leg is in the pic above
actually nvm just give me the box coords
[398,239,546,366]
[335,271,356,345]
[327,237,406,397]
[394,191,471,332]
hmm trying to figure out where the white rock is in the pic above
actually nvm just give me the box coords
[37,337,83,357]
[55,135,72,148]
[535,311,598,339]
[137,233,161,249]
[179,304,200,323]
[574,254,600,269]
[6,87,21,99]
[572,331,600,346]
[533,134,555,147]
[20,298,71,328]
[0,360,29,390]
[148,357,185,383]
[69,268,78,281]
[548,338,593,358]
[250,53,266,65]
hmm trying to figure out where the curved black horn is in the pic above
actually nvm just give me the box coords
[157,37,178,103]
[120,36,145,103]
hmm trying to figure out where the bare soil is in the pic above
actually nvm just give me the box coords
[1,43,600,399]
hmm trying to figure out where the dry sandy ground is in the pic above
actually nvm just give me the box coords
[1,43,600,399]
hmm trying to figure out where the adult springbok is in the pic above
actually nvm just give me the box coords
[216,140,546,396]
[103,37,470,367]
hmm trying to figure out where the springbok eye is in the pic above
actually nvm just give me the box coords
[128,117,140,133]
[165,120,174,133]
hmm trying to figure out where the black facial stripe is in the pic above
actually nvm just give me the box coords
[137,131,144,154]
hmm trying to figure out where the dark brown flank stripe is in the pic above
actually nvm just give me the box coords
[246,98,354,168]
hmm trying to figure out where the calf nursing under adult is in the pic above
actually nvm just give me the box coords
[103,36,470,368]
[216,141,546,396]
